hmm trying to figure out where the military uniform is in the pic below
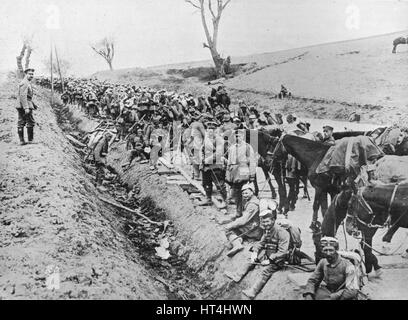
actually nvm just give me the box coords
[226,222,290,299]
[225,194,262,240]
[16,77,35,144]
[200,133,228,204]
[93,135,110,185]
[304,255,358,300]
[227,139,257,216]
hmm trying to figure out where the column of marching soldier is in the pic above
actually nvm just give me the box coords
[19,69,364,300]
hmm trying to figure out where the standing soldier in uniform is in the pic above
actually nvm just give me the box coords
[93,132,113,190]
[199,121,228,207]
[16,68,36,145]
[226,129,257,216]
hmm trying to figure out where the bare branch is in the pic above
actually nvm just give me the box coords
[208,0,216,19]
[222,0,232,10]
[91,38,115,70]
[24,46,32,70]
[185,0,201,9]
[203,42,210,48]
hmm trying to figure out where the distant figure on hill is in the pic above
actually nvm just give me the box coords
[392,36,407,54]
[277,84,292,99]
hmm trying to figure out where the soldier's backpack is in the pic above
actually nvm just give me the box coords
[338,250,367,291]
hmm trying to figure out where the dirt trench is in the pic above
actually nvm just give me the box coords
[52,93,303,301]
[0,75,179,299]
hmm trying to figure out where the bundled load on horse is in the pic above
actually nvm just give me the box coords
[369,155,408,184]
[316,136,384,177]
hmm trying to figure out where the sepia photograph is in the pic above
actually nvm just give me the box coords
[1,0,408,305]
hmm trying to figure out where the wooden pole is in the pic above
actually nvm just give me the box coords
[98,196,164,225]
[50,43,54,105]
[54,45,64,92]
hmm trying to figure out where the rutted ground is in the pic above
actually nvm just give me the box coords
[0,73,168,299]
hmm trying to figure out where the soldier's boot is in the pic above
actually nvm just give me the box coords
[242,276,268,299]
[18,128,26,145]
[226,237,244,257]
[27,127,34,144]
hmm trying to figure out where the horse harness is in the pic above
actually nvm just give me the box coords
[347,183,400,229]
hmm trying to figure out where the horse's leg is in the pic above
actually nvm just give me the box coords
[320,191,329,218]
[301,176,308,199]
[382,223,400,243]
[273,169,288,214]
[392,44,396,54]
[312,188,321,226]
[287,178,296,211]
[262,166,277,199]
[362,229,381,274]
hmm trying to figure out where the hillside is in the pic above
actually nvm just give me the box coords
[0,73,168,299]
[92,31,408,125]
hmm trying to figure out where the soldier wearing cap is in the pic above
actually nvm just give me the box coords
[16,68,36,145]
[223,182,262,257]
[199,121,228,207]
[226,129,257,216]
[225,207,290,299]
[303,237,359,300]
[188,114,206,180]
[322,125,335,146]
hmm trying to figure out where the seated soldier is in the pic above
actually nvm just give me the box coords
[223,183,262,257]
[225,208,290,299]
[303,237,359,300]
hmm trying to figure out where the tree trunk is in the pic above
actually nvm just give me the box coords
[24,47,32,70]
[107,60,113,71]
[209,49,224,78]
[16,44,26,79]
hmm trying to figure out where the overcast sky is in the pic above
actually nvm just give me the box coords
[1,0,407,76]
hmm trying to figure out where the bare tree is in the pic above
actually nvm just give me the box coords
[16,35,34,78]
[90,37,115,71]
[185,0,232,77]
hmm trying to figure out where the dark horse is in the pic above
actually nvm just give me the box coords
[392,36,407,54]
[317,189,380,274]
[244,129,289,213]
[319,183,408,273]
[270,135,340,226]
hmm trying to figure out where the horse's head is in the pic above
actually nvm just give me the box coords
[265,135,287,168]
[346,187,376,233]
